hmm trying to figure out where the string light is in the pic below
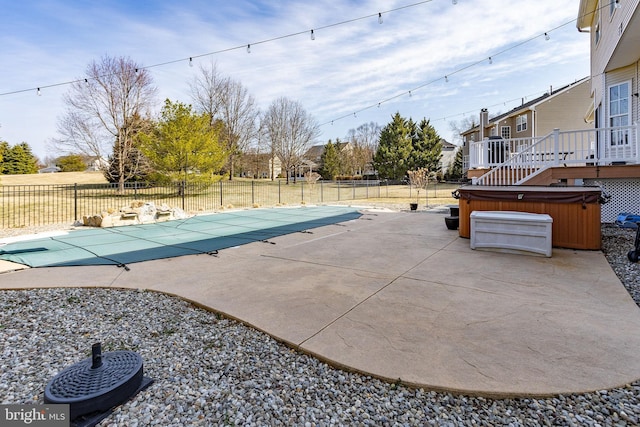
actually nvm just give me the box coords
[310,29,315,40]
[189,57,193,67]
[452,0,458,4]
[544,32,550,41]
[0,0,596,114]
[378,13,383,24]
[488,56,493,64]
[37,88,41,96]
[615,0,621,9]
[319,14,585,129]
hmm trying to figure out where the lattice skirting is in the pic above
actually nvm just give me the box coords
[584,178,640,223]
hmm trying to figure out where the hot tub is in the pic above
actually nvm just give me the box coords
[456,185,602,250]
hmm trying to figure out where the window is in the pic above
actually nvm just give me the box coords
[501,126,511,139]
[609,81,631,145]
[516,114,527,132]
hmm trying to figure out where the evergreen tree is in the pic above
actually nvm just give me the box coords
[319,140,341,180]
[410,118,442,173]
[138,99,227,181]
[0,141,9,174]
[372,112,413,180]
[2,142,38,174]
[105,144,152,183]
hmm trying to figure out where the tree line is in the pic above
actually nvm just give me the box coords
[2,54,463,182]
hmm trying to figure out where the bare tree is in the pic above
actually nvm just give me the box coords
[54,56,157,190]
[189,62,226,126]
[190,63,259,180]
[448,116,478,145]
[263,97,320,184]
[346,122,381,176]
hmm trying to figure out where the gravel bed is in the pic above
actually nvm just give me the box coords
[1,224,640,426]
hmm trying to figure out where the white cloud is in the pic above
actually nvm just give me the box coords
[0,0,590,158]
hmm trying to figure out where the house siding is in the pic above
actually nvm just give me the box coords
[535,79,593,135]
[590,0,640,98]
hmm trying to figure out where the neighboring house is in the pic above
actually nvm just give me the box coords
[88,157,109,171]
[238,152,282,179]
[462,0,640,222]
[302,141,363,177]
[461,77,592,166]
[38,166,61,173]
[439,139,459,175]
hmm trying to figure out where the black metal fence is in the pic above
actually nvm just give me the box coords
[1,180,384,229]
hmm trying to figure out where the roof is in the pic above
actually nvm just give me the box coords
[461,77,590,135]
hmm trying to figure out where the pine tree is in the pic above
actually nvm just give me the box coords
[1,142,38,174]
[372,112,413,180]
[410,118,442,173]
[319,140,341,180]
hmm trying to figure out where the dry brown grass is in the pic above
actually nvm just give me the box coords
[1,174,462,229]
[0,171,108,185]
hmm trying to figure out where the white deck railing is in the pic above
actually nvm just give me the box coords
[469,124,640,185]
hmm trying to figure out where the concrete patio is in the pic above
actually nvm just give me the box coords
[2,207,640,397]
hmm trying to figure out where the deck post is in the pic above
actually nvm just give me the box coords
[553,128,560,165]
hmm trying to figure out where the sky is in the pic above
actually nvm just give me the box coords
[0,0,591,161]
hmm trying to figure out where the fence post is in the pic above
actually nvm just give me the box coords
[251,180,255,205]
[181,181,186,210]
[320,180,324,202]
[301,181,304,203]
[278,180,281,204]
[74,183,78,221]
[219,181,223,207]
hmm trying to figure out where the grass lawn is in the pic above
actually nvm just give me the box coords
[0,171,108,185]
[1,172,463,228]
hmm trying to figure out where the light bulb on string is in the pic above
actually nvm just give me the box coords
[409,90,412,97]
[378,13,383,24]
[488,57,493,64]
[452,0,457,4]
[310,29,315,40]
[37,88,41,96]
[189,57,194,67]
[544,32,550,41]
[445,75,449,82]
[615,0,621,9]
[247,44,251,53]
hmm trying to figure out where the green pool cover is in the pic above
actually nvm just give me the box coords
[0,206,362,268]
